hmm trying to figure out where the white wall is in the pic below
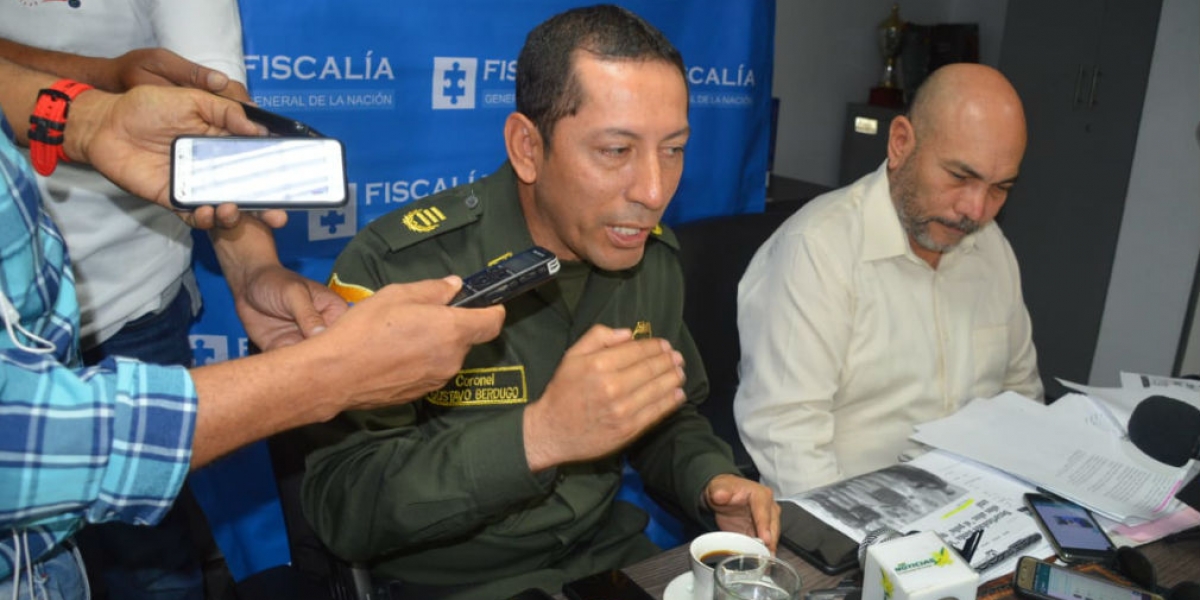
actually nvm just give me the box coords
[771,1,1008,186]
[1090,0,1200,384]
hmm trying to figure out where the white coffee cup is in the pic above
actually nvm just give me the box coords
[688,531,771,600]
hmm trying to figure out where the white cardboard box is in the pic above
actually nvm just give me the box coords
[862,532,980,600]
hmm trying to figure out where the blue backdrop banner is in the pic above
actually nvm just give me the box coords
[189,0,774,579]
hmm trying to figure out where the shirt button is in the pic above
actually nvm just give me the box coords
[464,194,479,209]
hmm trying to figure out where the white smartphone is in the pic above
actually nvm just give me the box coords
[170,136,348,209]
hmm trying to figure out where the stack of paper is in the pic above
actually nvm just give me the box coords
[1058,371,1200,434]
[909,388,1195,525]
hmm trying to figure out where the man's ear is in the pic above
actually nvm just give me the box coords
[887,114,917,171]
[505,112,542,184]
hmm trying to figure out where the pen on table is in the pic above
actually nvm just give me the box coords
[970,532,1042,573]
[959,528,984,563]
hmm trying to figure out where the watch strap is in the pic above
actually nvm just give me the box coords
[28,79,94,176]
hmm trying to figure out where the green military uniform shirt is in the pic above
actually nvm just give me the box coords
[301,163,740,599]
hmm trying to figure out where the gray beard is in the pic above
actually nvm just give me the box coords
[892,164,980,253]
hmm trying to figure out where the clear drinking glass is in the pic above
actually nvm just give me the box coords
[713,554,803,600]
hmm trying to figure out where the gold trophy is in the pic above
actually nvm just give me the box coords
[870,3,906,107]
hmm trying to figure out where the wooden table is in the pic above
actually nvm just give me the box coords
[604,535,1200,600]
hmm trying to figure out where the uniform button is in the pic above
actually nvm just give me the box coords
[464,194,479,209]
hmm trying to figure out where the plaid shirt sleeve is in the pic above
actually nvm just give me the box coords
[0,121,197,580]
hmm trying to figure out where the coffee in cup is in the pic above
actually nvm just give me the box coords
[688,531,771,600]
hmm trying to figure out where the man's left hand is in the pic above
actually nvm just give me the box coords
[234,264,349,351]
[704,474,781,553]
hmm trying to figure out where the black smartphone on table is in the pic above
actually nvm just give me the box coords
[778,500,859,575]
[562,569,653,600]
[1013,556,1163,600]
[1023,492,1117,564]
[449,246,560,308]
[169,135,348,209]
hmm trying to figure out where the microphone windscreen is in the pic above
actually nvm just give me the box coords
[1128,395,1200,467]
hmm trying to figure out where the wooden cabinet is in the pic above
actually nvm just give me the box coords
[997,0,1161,395]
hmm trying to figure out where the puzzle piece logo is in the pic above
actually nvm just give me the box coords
[432,57,476,109]
[309,182,358,241]
[189,335,229,367]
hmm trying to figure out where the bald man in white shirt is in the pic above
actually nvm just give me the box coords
[734,64,1044,496]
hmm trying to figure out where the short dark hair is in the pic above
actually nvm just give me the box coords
[515,4,686,147]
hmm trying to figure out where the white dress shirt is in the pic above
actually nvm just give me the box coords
[734,163,1043,495]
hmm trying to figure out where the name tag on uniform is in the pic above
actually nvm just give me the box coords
[425,366,529,406]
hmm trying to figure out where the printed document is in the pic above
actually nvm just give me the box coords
[910,392,1190,523]
[785,450,1052,582]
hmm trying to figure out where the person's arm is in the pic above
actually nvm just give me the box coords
[0,355,196,533]
[0,38,245,99]
[733,227,854,496]
[188,278,502,467]
[0,278,503,537]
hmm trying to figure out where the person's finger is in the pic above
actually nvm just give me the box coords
[560,324,631,359]
[282,283,331,340]
[621,346,684,384]
[374,276,463,306]
[455,304,507,345]
[186,206,218,230]
[755,498,781,552]
[203,69,231,93]
[214,203,243,228]
[257,209,289,228]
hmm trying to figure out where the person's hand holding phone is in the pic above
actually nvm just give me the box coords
[101,47,251,102]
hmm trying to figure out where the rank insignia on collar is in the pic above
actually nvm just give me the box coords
[402,206,447,233]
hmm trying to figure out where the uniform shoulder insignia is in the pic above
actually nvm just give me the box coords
[368,187,484,253]
[648,222,680,251]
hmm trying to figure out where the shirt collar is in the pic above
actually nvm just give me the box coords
[859,161,981,265]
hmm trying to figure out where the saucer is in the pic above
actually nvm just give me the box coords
[663,571,694,600]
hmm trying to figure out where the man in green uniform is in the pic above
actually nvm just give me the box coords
[301,5,780,598]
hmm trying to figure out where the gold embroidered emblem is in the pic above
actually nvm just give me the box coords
[632,321,653,339]
[402,206,447,233]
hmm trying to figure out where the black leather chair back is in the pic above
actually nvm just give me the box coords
[674,205,801,481]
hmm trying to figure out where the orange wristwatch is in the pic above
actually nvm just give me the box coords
[28,79,93,176]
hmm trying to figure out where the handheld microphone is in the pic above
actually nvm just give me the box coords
[1127,395,1200,467]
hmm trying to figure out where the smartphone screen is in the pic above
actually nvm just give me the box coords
[1024,493,1115,562]
[171,136,347,208]
[1016,558,1160,600]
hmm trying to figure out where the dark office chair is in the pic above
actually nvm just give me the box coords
[234,427,371,600]
[674,206,800,482]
